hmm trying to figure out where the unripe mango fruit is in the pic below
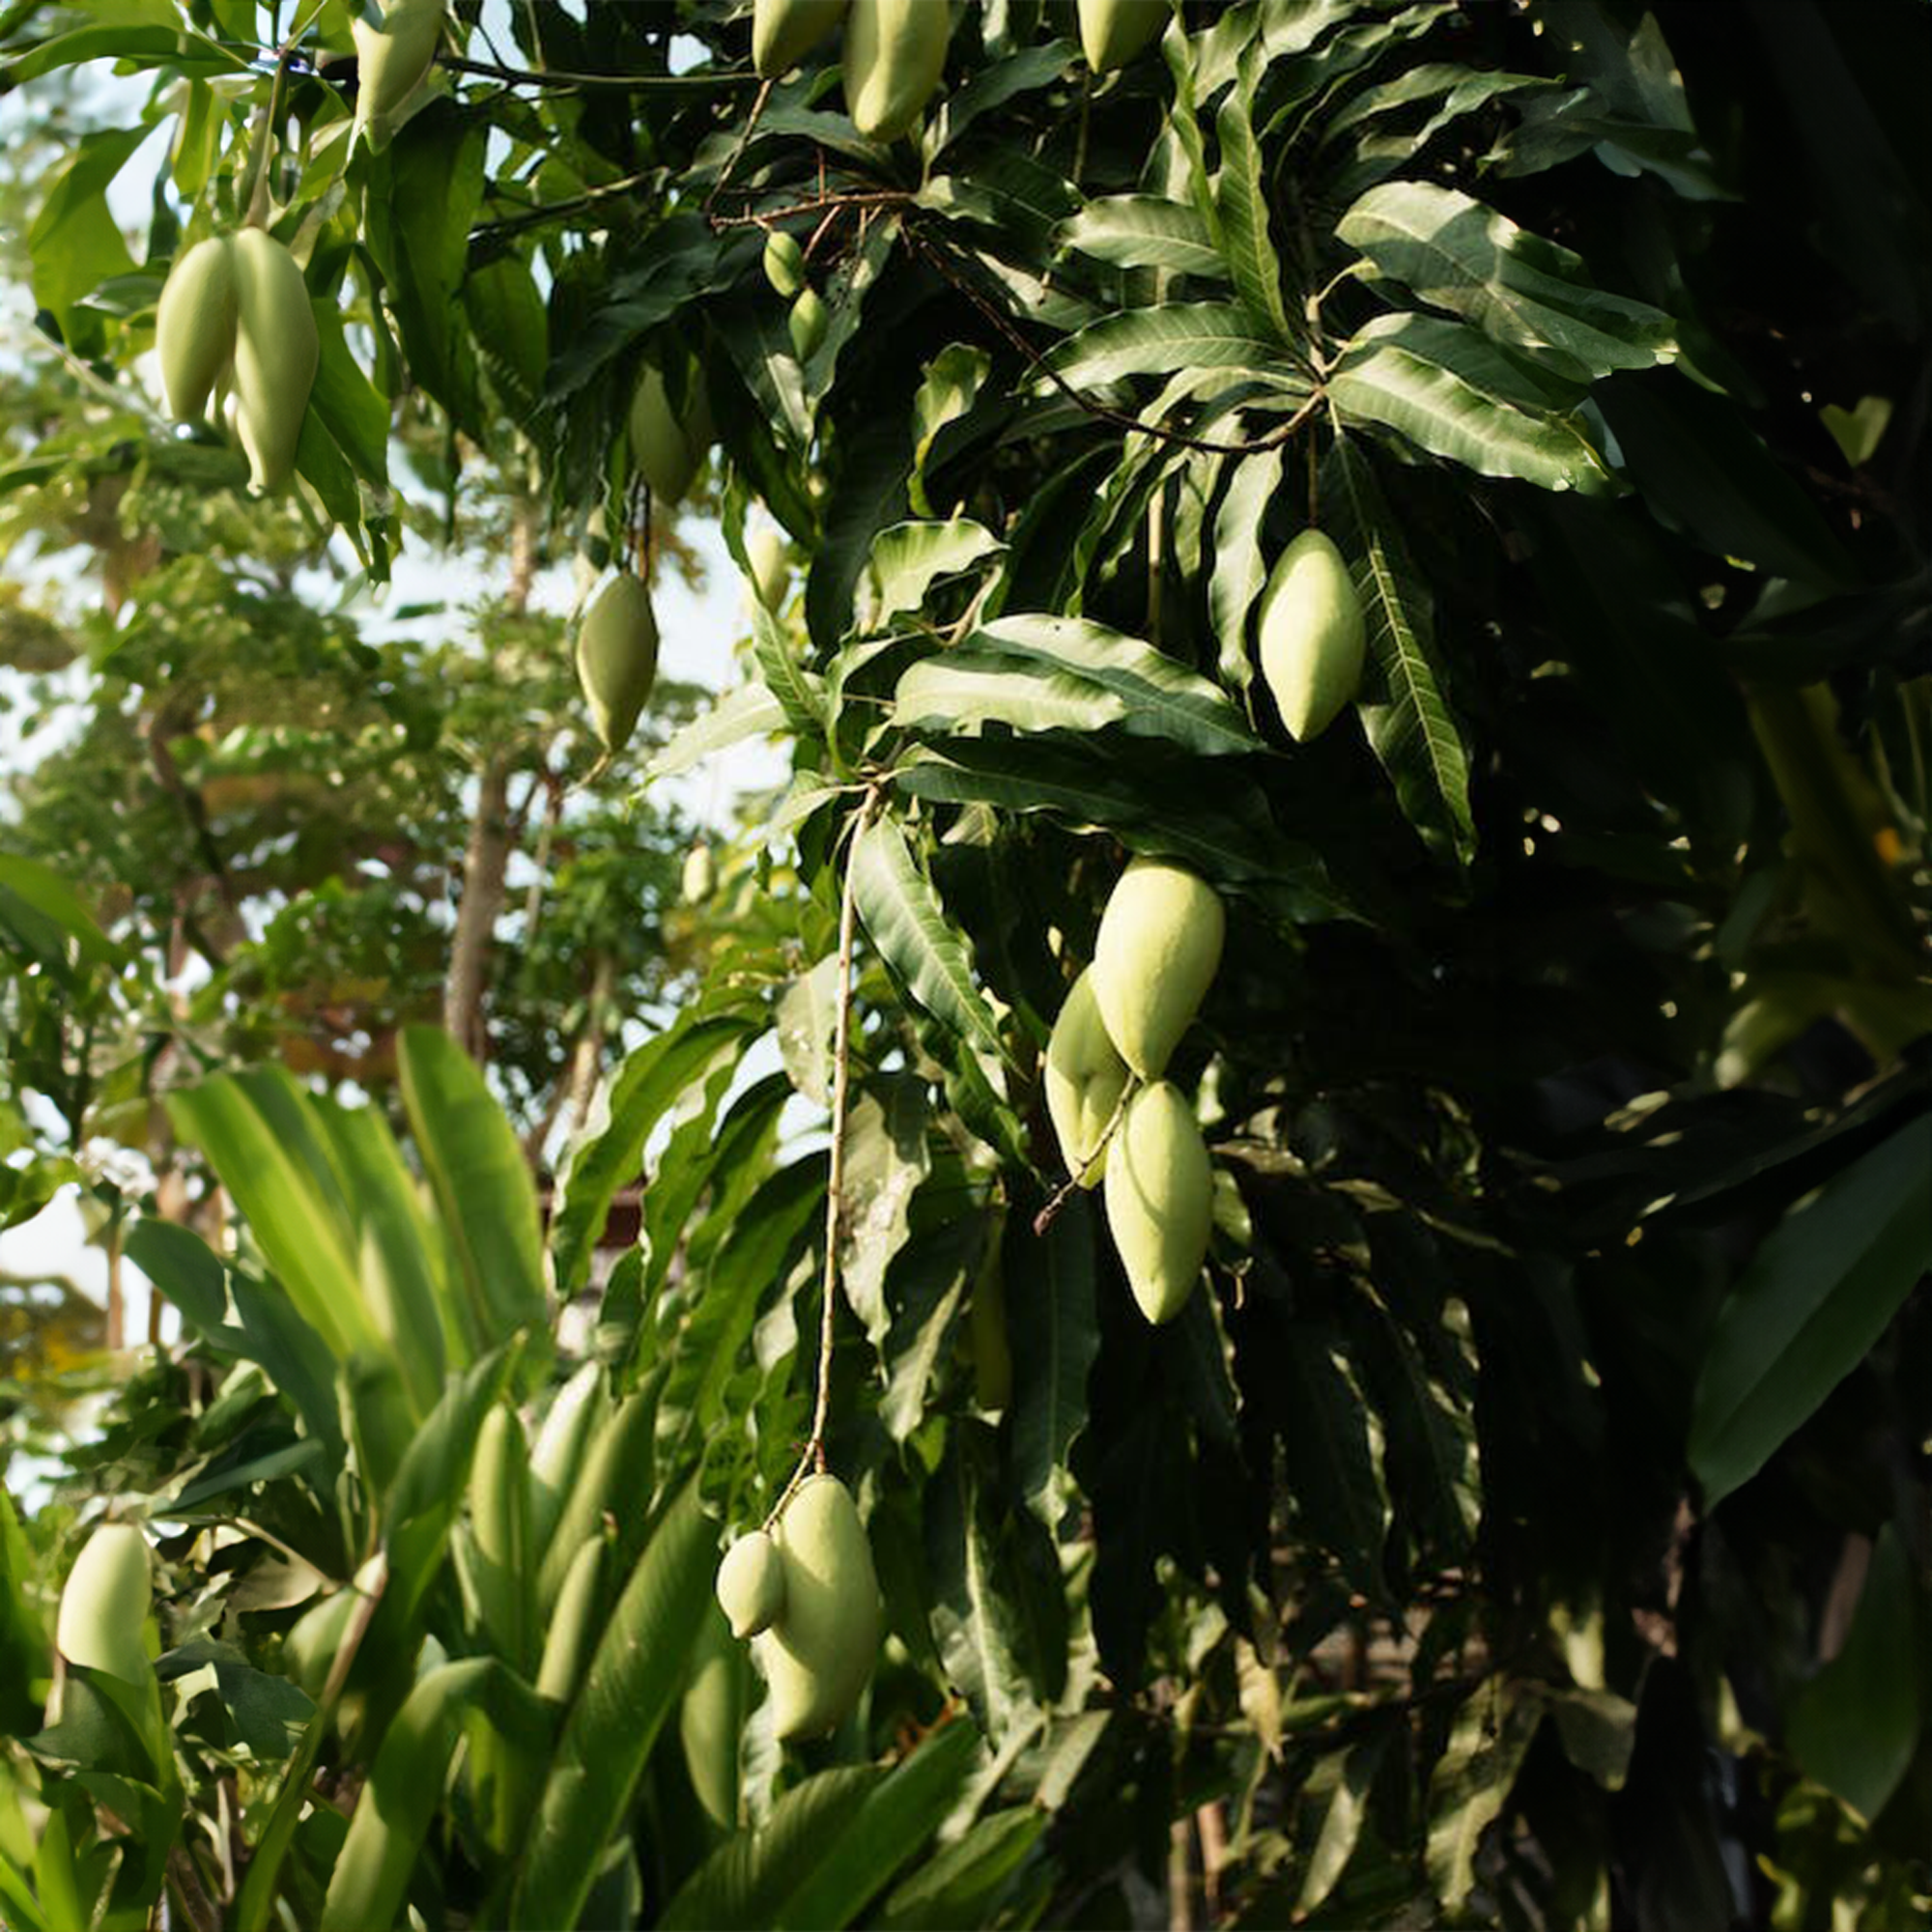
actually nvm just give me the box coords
[788,286,829,361]
[753,0,847,77]
[682,841,716,903]
[156,237,238,423]
[229,228,319,495]
[576,573,660,754]
[56,1523,152,1686]
[352,0,444,151]
[1045,967,1130,1187]
[843,0,950,143]
[628,363,710,504]
[715,1529,785,1639]
[763,230,807,298]
[747,523,789,610]
[1256,527,1367,743]
[1078,0,1168,71]
[752,1473,884,1741]
[1091,859,1224,1079]
[1103,1081,1212,1325]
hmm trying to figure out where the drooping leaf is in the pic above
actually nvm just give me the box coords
[1689,1114,1932,1508]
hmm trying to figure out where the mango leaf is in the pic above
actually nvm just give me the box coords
[1689,1113,1932,1508]
[1216,43,1295,343]
[550,1011,761,1299]
[838,1076,931,1346]
[305,297,390,488]
[751,600,829,739]
[647,683,786,781]
[0,854,126,968]
[506,1480,716,1931]
[776,957,840,1106]
[1337,182,1677,378]
[961,614,1257,757]
[1208,446,1283,691]
[1009,1194,1100,1527]
[1045,303,1292,390]
[1322,440,1475,865]
[1787,1525,1922,1822]
[1057,196,1224,278]
[1328,319,1614,494]
[771,1720,980,1931]
[398,1028,547,1351]
[165,1070,375,1362]
[25,127,144,339]
[869,519,1006,623]
[1426,1685,1543,1910]
[660,1770,880,1931]
[875,1807,1046,1931]
[851,816,1009,1066]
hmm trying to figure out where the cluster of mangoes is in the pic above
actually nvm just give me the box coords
[714,1473,885,1741]
[1047,859,1223,1325]
[154,226,319,495]
[753,0,951,141]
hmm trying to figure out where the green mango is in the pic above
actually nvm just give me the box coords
[1256,527,1367,742]
[1090,858,1224,1079]
[1045,966,1130,1187]
[1078,0,1167,71]
[56,1523,152,1686]
[352,0,444,150]
[843,0,950,143]
[715,1529,785,1639]
[752,1474,883,1741]
[763,230,807,298]
[155,236,237,423]
[1102,1081,1212,1325]
[788,285,829,361]
[747,523,789,610]
[575,573,660,755]
[627,363,707,503]
[753,0,847,77]
[682,841,717,903]
[229,227,319,495]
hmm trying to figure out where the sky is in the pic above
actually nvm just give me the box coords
[0,13,794,1351]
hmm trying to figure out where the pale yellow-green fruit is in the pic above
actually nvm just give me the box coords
[628,363,708,504]
[751,1474,883,1741]
[715,1529,785,1640]
[575,573,659,754]
[747,523,789,610]
[763,230,807,299]
[1103,1081,1212,1325]
[56,1523,152,1686]
[1256,527,1367,743]
[228,227,319,494]
[1044,967,1130,1188]
[788,285,828,361]
[753,0,847,76]
[352,0,445,151]
[156,236,238,423]
[843,0,950,143]
[1078,0,1167,71]
[1090,858,1225,1079]
[682,841,717,903]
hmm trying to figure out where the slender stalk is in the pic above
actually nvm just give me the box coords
[764,791,881,1528]
[1033,1075,1139,1237]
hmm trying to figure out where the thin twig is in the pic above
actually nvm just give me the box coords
[703,75,775,217]
[764,787,883,1529]
[1033,1074,1139,1236]
[439,52,753,91]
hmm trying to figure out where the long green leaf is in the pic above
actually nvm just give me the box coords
[1057,196,1224,278]
[550,1012,760,1299]
[772,1720,981,1931]
[165,1071,374,1361]
[0,854,125,967]
[1689,1114,1932,1508]
[506,1479,716,1930]
[1045,302,1289,390]
[1215,42,1295,343]
[1337,181,1676,377]
[752,599,830,739]
[1328,320,1613,494]
[398,1028,547,1350]
[1323,440,1475,864]
[661,1770,880,1931]
[647,683,787,782]
[1009,1195,1099,1526]
[1208,446,1283,692]
[851,816,1010,1065]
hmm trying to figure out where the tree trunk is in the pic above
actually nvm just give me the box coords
[443,747,513,1063]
